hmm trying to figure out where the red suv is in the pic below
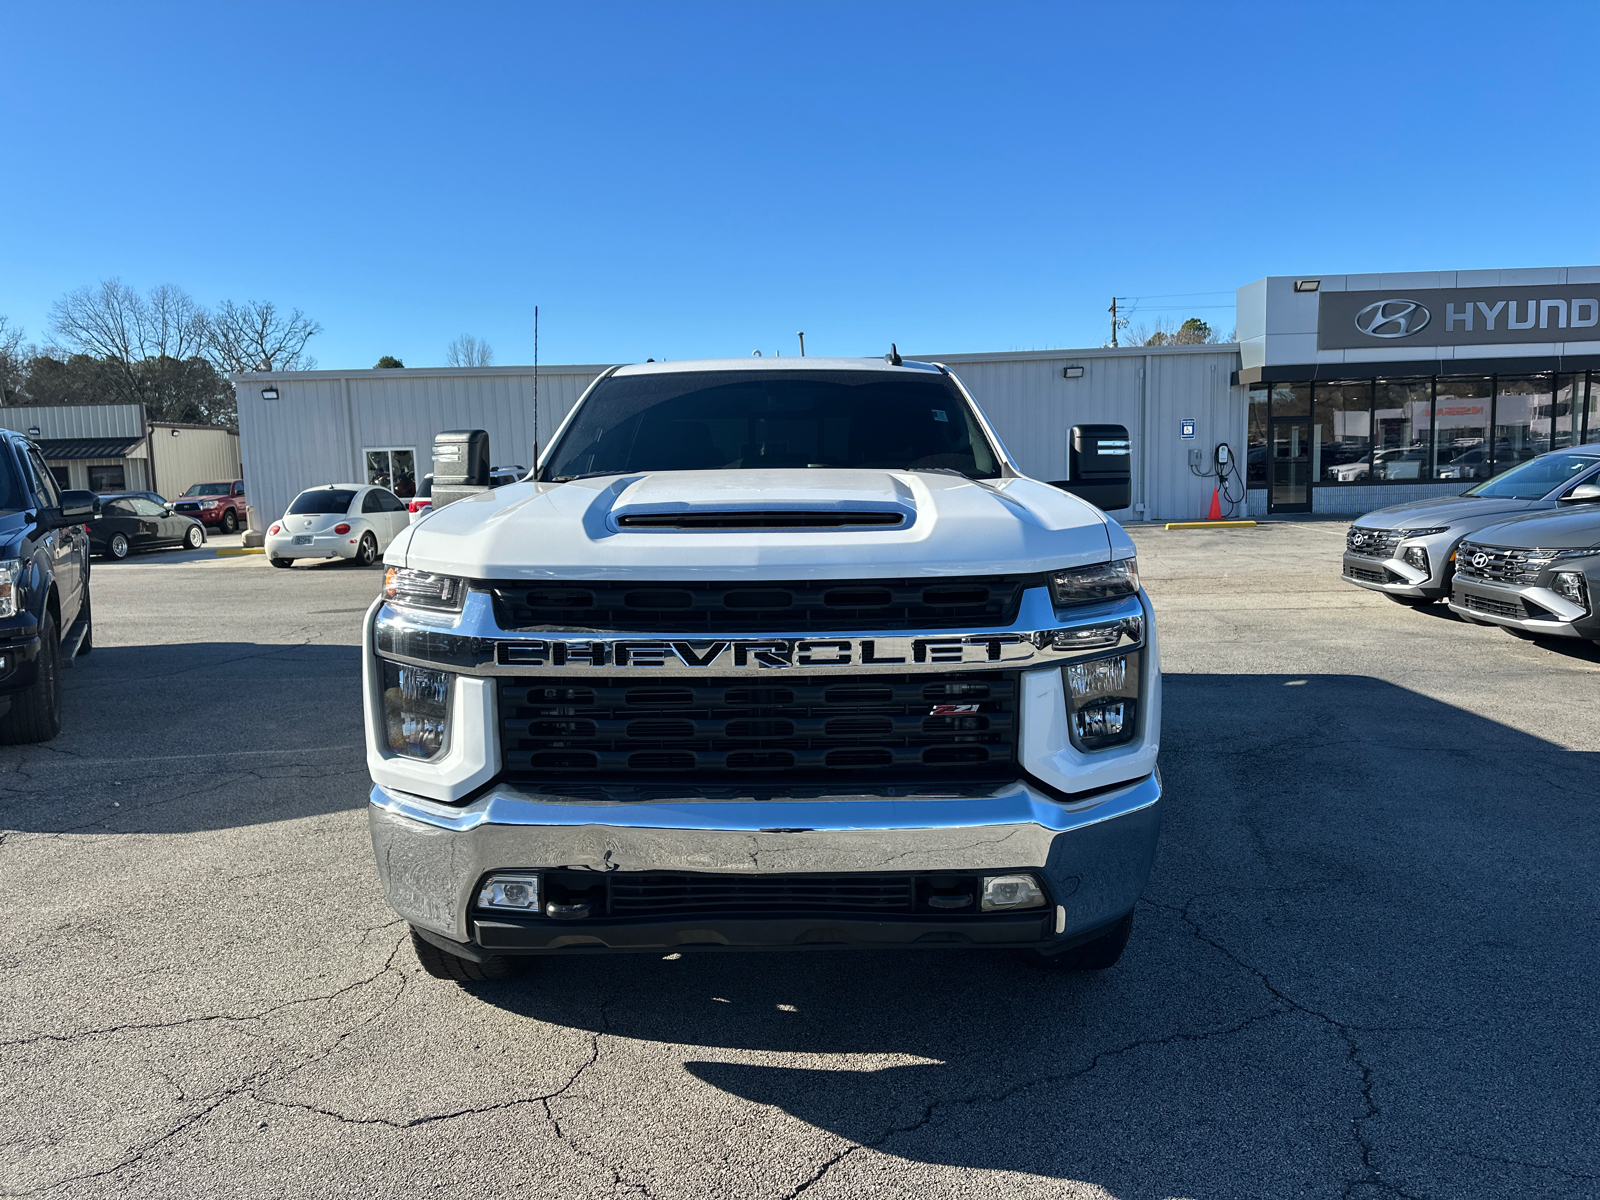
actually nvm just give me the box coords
[173,480,247,533]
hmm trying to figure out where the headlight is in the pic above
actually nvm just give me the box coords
[384,567,466,612]
[1403,546,1429,573]
[1400,526,1450,536]
[0,560,21,619]
[1552,572,1590,613]
[1050,558,1138,606]
[1063,650,1140,751]
[381,660,452,759]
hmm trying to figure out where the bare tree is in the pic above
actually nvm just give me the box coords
[48,279,212,409]
[0,315,28,404]
[206,299,321,372]
[445,334,494,367]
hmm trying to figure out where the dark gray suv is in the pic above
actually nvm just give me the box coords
[1449,487,1600,641]
[1342,448,1600,605]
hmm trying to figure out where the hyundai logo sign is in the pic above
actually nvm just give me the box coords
[1472,552,1489,569]
[1354,299,1432,339]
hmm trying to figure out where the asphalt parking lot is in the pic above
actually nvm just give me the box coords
[3,521,1598,1200]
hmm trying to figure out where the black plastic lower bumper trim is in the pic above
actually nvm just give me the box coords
[468,912,1053,954]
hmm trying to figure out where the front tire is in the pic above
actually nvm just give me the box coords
[107,533,130,560]
[1033,911,1134,972]
[354,532,378,567]
[0,611,63,744]
[410,928,524,982]
[184,525,204,549]
[221,509,238,534]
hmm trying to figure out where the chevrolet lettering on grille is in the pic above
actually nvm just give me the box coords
[497,635,1036,670]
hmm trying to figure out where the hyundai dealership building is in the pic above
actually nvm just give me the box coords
[232,263,1600,528]
[1237,266,1600,515]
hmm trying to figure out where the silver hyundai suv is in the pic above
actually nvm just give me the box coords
[1342,448,1600,606]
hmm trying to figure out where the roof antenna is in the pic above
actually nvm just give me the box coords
[885,343,902,365]
[752,350,762,356]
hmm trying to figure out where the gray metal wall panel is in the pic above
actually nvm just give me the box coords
[237,369,603,528]
[150,428,241,500]
[0,404,144,439]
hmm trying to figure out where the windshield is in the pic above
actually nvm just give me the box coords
[543,369,1002,480]
[288,488,356,515]
[183,483,233,497]
[1464,451,1600,499]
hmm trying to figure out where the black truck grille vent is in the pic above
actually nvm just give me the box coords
[484,575,1036,633]
[499,672,1018,782]
[1463,593,1526,620]
[610,873,914,915]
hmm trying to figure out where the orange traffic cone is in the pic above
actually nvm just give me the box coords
[1207,488,1223,521]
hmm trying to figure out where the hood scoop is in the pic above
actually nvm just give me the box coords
[617,509,904,530]
[606,469,918,533]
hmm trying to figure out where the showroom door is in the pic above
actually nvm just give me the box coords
[1269,420,1312,513]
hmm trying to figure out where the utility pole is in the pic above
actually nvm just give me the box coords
[532,305,539,474]
[1109,297,1119,347]
[797,331,806,357]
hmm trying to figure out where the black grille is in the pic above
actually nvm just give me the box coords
[499,672,1018,782]
[1463,593,1525,620]
[1344,565,1387,585]
[484,576,1037,633]
[616,510,905,530]
[609,873,915,916]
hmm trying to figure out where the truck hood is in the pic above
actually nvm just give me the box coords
[391,469,1127,580]
[1463,505,1600,550]
[1352,493,1544,531]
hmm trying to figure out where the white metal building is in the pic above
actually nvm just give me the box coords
[234,343,1250,528]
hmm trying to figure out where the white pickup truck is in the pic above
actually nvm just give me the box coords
[362,357,1162,980]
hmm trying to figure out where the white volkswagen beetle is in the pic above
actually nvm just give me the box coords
[265,483,411,569]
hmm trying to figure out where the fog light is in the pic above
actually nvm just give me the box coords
[478,873,540,911]
[1073,700,1126,740]
[1553,571,1590,612]
[381,660,451,759]
[1403,545,1429,573]
[1063,651,1140,751]
[981,874,1046,911]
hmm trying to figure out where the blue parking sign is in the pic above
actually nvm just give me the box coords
[1180,418,1196,440]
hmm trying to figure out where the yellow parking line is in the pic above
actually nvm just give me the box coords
[215,547,265,556]
[1163,520,1257,530]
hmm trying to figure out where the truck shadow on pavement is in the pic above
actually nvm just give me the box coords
[0,642,367,834]
[468,672,1600,1200]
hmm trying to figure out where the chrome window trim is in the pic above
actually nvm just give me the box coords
[373,585,1146,677]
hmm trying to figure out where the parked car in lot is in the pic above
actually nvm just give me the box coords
[1342,447,1600,605]
[99,490,168,507]
[173,480,247,533]
[266,483,410,568]
[1449,484,1600,641]
[407,474,434,523]
[88,495,205,559]
[0,429,96,743]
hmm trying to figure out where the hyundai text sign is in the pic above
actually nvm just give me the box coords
[1317,285,1600,350]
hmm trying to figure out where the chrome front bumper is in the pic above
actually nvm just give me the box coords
[369,772,1161,951]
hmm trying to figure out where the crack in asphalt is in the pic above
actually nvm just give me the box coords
[1142,893,1428,1200]
[0,929,410,1051]
[1450,1147,1600,1182]
[781,1003,1290,1199]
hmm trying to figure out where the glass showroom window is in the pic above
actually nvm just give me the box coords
[1247,390,1269,486]
[1313,382,1373,482]
[1372,380,1432,480]
[1433,377,1493,481]
[1585,373,1600,445]
[1552,374,1582,451]
[365,448,417,498]
[1494,376,1549,472]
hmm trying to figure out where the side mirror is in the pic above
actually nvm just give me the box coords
[1051,424,1133,511]
[57,490,100,523]
[1559,482,1600,504]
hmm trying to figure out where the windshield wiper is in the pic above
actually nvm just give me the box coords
[551,471,627,483]
[906,466,974,480]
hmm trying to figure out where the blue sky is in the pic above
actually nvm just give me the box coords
[3,2,1598,369]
